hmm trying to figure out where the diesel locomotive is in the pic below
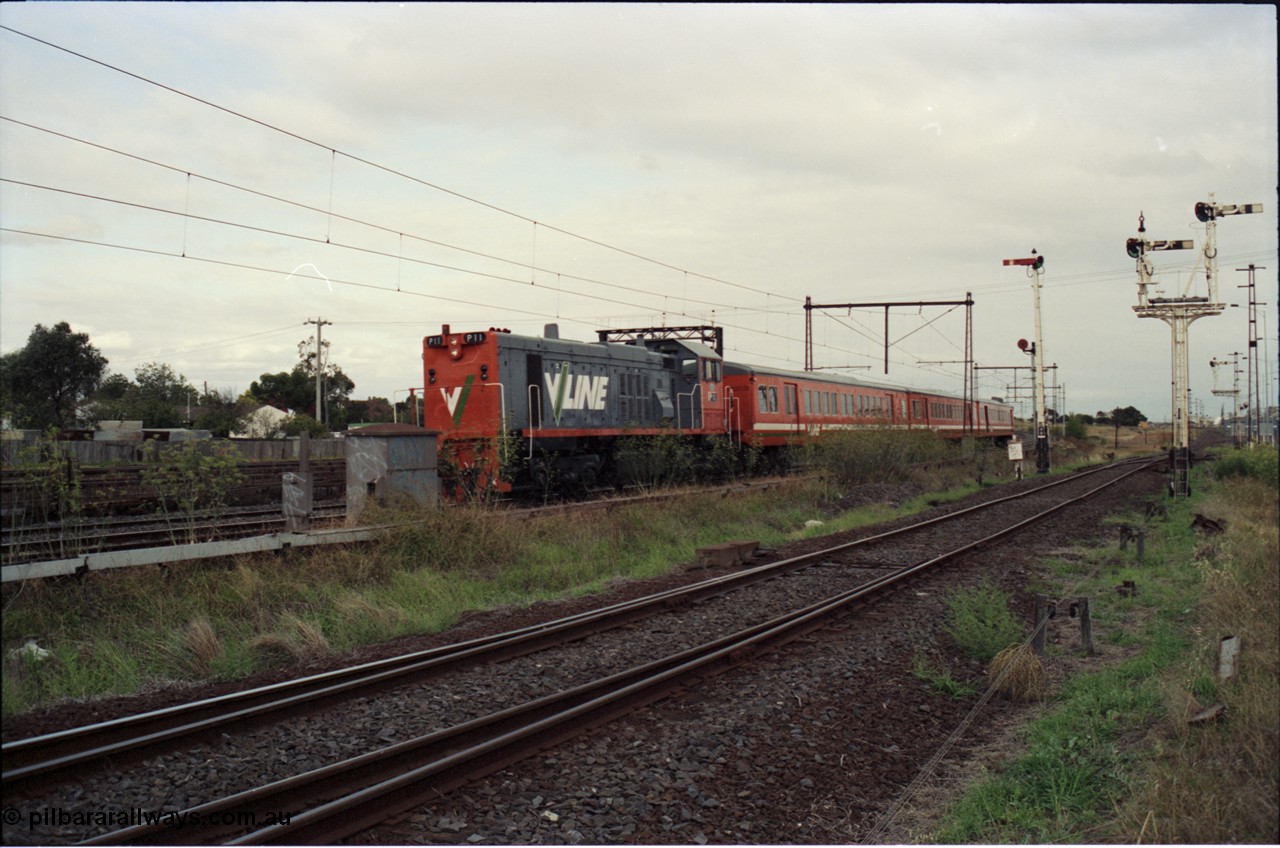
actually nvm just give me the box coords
[421,324,1015,495]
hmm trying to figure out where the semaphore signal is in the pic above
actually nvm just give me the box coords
[1128,195,1263,497]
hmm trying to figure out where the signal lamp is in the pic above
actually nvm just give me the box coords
[1126,238,1143,259]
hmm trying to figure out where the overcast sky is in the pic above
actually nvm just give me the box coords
[2,3,1276,423]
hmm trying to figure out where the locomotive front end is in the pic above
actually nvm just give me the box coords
[423,325,513,497]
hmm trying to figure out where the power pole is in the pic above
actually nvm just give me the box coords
[305,317,332,429]
[1237,264,1266,445]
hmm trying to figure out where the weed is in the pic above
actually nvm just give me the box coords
[987,643,1046,701]
[157,617,224,679]
[141,441,246,544]
[911,655,977,699]
[802,429,954,489]
[1211,445,1279,483]
[934,464,1278,845]
[942,581,1025,662]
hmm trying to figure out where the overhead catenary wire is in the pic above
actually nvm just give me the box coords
[0,119,758,315]
[0,24,777,301]
[2,225,912,382]
[3,113,1270,361]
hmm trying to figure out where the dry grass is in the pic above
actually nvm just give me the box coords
[249,612,332,665]
[1114,477,1279,843]
[159,616,225,679]
[987,643,1047,701]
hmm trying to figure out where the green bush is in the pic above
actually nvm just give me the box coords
[943,581,1025,661]
[1213,446,1278,485]
[804,429,952,488]
[1064,414,1089,440]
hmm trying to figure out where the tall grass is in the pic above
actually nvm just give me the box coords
[802,429,955,488]
[932,461,1279,844]
[1111,475,1279,843]
[2,476,894,715]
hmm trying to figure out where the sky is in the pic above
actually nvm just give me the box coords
[1,3,1276,424]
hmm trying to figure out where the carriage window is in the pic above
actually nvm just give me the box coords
[768,386,778,412]
[758,387,769,413]
[785,385,796,414]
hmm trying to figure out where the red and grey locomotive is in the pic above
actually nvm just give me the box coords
[421,324,1014,494]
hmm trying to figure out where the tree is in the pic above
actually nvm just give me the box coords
[0,322,108,430]
[131,362,197,428]
[1112,406,1148,427]
[248,355,355,431]
[87,362,196,428]
[281,413,329,438]
[193,387,253,438]
[348,396,394,424]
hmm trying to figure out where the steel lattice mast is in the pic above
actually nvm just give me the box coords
[1128,194,1262,496]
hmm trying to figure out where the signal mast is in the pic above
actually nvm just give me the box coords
[1003,251,1049,473]
[1128,194,1262,496]
[1209,352,1242,447]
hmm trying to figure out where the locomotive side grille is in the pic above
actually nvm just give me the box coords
[617,369,651,424]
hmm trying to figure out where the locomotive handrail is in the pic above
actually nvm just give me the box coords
[526,384,542,460]
[725,390,741,448]
[489,382,508,466]
[676,390,700,431]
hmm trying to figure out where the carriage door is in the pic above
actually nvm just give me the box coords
[784,383,800,434]
[698,357,725,430]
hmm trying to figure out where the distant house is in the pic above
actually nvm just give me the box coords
[233,405,292,439]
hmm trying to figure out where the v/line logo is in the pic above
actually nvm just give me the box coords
[438,367,609,428]
[440,375,475,426]
[545,364,609,424]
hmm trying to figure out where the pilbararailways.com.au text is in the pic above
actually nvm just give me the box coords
[4,806,293,833]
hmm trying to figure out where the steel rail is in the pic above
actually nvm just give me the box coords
[2,504,348,564]
[2,458,1154,795]
[82,458,1156,845]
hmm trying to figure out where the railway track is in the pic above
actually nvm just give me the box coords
[0,502,348,564]
[1,457,1160,845]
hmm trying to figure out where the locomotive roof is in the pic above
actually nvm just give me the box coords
[496,330,658,364]
[723,360,997,406]
[497,330,720,362]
